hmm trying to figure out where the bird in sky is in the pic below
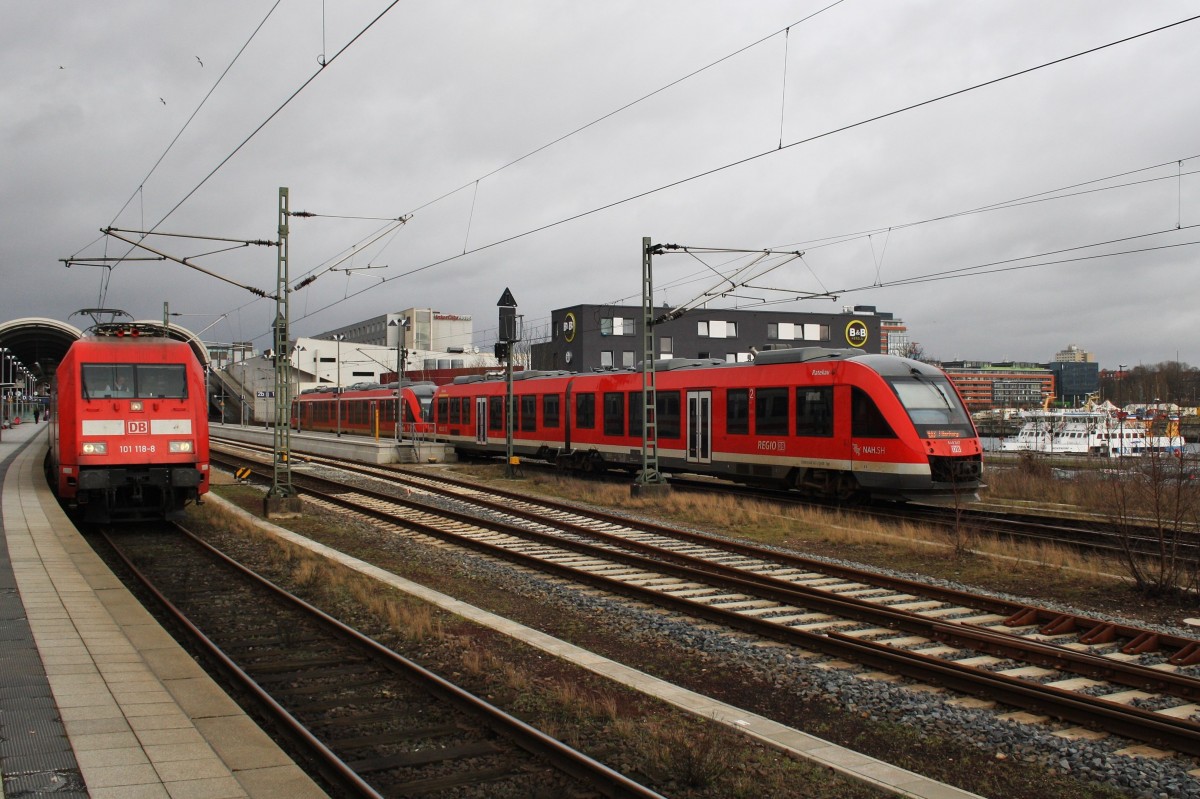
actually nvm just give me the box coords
[159,97,166,105]
[195,55,203,67]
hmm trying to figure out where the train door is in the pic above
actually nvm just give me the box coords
[686,390,712,464]
[475,397,488,444]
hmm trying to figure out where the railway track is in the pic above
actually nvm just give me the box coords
[664,475,1200,562]
[98,523,666,799]
[210,441,1200,758]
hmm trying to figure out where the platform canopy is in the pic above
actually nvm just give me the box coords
[0,316,211,389]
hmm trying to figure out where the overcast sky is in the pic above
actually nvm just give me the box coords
[3,1,1198,369]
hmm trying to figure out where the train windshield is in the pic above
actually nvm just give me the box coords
[887,376,973,436]
[82,364,188,399]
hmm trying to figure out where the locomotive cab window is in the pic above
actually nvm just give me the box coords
[888,375,974,438]
[82,364,186,399]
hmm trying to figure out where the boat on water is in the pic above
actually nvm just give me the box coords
[1000,407,1186,457]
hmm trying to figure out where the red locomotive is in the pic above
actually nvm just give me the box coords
[291,382,435,438]
[431,348,983,502]
[46,322,211,522]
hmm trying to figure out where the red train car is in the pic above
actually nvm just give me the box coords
[47,323,211,522]
[291,382,435,438]
[432,348,983,502]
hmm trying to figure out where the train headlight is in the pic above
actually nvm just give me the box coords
[169,440,194,453]
[130,401,144,412]
[81,442,107,455]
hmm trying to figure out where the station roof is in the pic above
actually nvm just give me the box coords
[0,317,211,386]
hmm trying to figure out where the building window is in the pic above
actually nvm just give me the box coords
[778,322,795,340]
[660,336,673,356]
[726,321,737,337]
[621,351,634,368]
[709,320,727,338]
[602,317,634,336]
[697,321,709,337]
[600,351,614,368]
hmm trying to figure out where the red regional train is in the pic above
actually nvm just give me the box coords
[46,322,211,522]
[291,381,436,438]
[431,348,983,502]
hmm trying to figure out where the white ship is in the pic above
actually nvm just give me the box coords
[1000,407,1185,457]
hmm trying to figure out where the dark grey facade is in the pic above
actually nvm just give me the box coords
[531,304,883,372]
[1047,361,1100,406]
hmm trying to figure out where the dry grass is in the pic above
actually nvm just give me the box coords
[452,464,1126,583]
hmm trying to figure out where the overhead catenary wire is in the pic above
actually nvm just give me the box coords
[199,12,1200,349]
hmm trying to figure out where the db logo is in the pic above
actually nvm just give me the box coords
[562,312,577,343]
[845,320,868,348]
[128,421,149,434]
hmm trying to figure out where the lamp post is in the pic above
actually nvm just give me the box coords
[332,334,346,437]
[0,349,8,426]
[389,318,410,443]
[2,353,13,426]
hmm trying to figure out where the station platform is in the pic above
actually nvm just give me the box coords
[0,421,328,799]
[211,422,453,465]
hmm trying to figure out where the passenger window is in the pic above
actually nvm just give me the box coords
[727,388,749,435]
[851,387,896,438]
[657,390,681,439]
[796,386,834,437]
[543,394,560,428]
[520,395,537,431]
[575,393,595,429]
[755,387,789,436]
[489,396,504,431]
[604,392,625,436]
[628,392,643,437]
